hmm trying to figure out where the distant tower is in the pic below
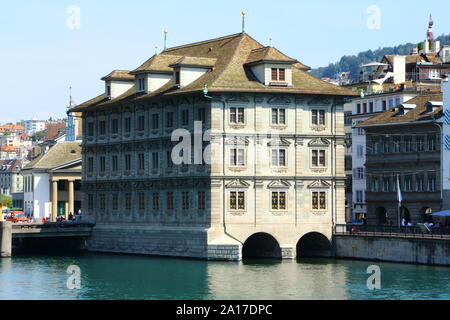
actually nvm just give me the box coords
[427,14,434,42]
[66,87,76,141]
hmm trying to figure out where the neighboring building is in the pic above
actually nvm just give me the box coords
[21,141,82,220]
[343,101,353,221]
[0,159,26,197]
[350,91,420,220]
[0,124,25,134]
[71,32,354,260]
[359,93,443,225]
[0,145,17,160]
[24,118,46,135]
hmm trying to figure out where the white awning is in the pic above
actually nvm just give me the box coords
[360,62,389,67]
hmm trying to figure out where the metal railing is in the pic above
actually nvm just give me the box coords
[334,224,450,239]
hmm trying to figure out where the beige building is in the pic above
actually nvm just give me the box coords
[72,32,353,260]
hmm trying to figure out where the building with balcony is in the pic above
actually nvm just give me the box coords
[70,32,354,260]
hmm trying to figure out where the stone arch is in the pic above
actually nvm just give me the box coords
[242,233,282,259]
[296,232,332,258]
[375,207,388,225]
[400,206,411,224]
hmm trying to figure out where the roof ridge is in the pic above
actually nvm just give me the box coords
[163,33,243,53]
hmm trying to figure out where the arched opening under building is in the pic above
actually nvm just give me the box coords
[421,207,433,223]
[296,232,332,258]
[242,233,282,259]
[375,207,388,225]
[400,206,411,224]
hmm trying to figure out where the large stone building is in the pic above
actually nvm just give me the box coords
[360,93,443,225]
[71,32,353,260]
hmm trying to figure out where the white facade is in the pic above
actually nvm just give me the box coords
[442,79,450,202]
[23,172,51,219]
[351,91,418,220]
[24,119,46,135]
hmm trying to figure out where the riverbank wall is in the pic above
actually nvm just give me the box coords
[334,235,450,266]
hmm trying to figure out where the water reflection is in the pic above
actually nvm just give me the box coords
[1,253,450,300]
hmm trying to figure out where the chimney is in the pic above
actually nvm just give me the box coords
[393,56,406,84]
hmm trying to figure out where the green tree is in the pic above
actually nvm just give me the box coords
[1,195,12,208]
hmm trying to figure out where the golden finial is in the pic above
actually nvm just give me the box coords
[241,10,247,33]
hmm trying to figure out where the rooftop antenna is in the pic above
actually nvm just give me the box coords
[163,29,168,50]
[241,10,247,33]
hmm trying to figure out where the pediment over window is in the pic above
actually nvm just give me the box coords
[308,138,330,147]
[268,96,291,105]
[225,136,250,146]
[226,95,250,103]
[226,179,250,189]
[308,97,331,106]
[268,179,291,189]
[267,137,291,147]
[308,180,331,189]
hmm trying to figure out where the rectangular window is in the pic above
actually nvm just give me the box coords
[87,122,94,136]
[428,175,436,192]
[99,120,106,135]
[369,102,374,113]
[416,176,424,192]
[125,154,131,171]
[138,153,145,170]
[198,191,206,210]
[166,192,174,210]
[229,191,245,210]
[112,194,118,210]
[363,103,367,113]
[87,157,94,173]
[111,119,119,134]
[182,192,190,210]
[182,110,189,126]
[312,110,325,125]
[152,114,159,130]
[382,100,387,111]
[152,152,159,169]
[272,149,287,167]
[405,137,412,152]
[167,151,173,168]
[416,137,424,152]
[152,193,159,210]
[112,155,118,172]
[428,136,436,151]
[271,108,286,125]
[230,108,244,124]
[137,115,145,131]
[382,177,390,192]
[271,191,287,210]
[175,71,180,85]
[230,148,245,166]
[139,193,145,210]
[166,112,174,128]
[271,68,285,81]
[393,137,401,153]
[99,194,106,210]
[88,194,94,210]
[312,192,326,210]
[124,117,131,132]
[344,112,352,125]
[197,108,206,122]
[404,176,412,192]
[138,78,146,91]
[125,193,132,210]
[357,104,361,114]
[312,150,326,167]
[99,156,106,172]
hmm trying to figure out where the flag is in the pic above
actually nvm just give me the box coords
[397,175,402,205]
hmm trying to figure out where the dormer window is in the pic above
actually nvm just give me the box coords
[175,71,180,86]
[271,68,285,81]
[106,84,111,97]
[137,78,146,92]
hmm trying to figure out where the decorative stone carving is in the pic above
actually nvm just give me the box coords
[307,97,331,106]
[225,179,250,189]
[308,137,330,147]
[308,179,331,189]
[267,179,291,189]
[268,95,291,105]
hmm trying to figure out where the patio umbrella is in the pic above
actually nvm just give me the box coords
[430,210,450,217]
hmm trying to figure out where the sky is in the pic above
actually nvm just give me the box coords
[1,0,450,123]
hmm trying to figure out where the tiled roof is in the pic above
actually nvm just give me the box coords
[0,159,27,172]
[101,70,134,81]
[72,33,355,112]
[44,121,66,141]
[0,124,25,132]
[23,141,81,170]
[169,56,217,68]
[359,92,443,126]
